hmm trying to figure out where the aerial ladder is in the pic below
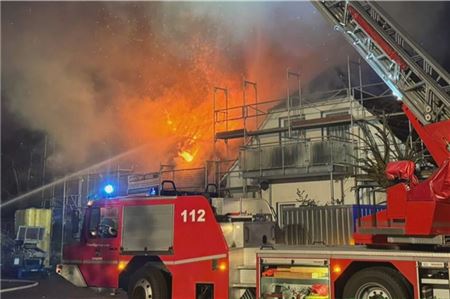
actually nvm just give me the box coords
[313,1,450,245]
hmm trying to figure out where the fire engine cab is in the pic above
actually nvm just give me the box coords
[58,195,230,298]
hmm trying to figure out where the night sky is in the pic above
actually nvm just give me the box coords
[2,1,450,208]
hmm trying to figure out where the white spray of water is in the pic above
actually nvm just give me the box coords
[1,144,149,208]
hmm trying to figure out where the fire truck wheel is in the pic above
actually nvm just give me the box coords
[128,267,169,299]
[342,267,410,299]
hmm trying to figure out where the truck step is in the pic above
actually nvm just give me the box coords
[421,278,450,285]
[231,282,256,289]
[237,265,256,270]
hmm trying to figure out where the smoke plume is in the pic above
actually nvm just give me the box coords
[2,2,354,172]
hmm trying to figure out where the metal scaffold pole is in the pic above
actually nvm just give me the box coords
[60,179,67,263]
[286,69,301,139]
[41,134,48,204]
[213,87,228,161]
[242,79,257,198]
[347,56,352,98]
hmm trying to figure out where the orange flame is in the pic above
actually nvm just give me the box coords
[179,150,194,163]
[118,37,247,171]
[117,32,285,172]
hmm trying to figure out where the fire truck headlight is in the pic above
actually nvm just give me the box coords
[56,264,62,274]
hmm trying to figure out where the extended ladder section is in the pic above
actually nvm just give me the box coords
[312,1,450,125]
[313,1,450,242]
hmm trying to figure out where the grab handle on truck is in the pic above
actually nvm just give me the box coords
[160,180,177,196]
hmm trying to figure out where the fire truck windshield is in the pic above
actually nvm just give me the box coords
[88,207,118,238]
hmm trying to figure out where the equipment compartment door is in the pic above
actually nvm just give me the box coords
[259,257,330,299]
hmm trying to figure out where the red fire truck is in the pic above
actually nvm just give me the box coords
[57,1,450,298]
[58,195,230,298]
[57,191,450,299]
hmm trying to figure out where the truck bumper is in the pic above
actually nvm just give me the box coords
[56,264,87,287]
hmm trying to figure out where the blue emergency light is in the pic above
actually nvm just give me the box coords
[104,184,115,195]
[148,187,158,196]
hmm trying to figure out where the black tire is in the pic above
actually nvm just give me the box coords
[127,267,169,299]
[342,267,411,299]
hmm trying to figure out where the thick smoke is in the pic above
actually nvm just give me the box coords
[2,2,353,172]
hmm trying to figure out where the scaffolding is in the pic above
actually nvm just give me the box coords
[211,64,409,204]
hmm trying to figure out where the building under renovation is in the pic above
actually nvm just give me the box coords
[211,80,410,211]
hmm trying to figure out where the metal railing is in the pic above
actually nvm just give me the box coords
[239,138,354,174]
[280,204,386,246]
[213,82,389,134]
[159,166,206,193]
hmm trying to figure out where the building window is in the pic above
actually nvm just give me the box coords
[280,115,306,140]
[321,111,350,141]
[326,124,350,140]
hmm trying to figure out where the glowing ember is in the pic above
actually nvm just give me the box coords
[179,150,194,163]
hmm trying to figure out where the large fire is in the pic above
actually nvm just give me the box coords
[3,2,347,173]
[117,34,254,170]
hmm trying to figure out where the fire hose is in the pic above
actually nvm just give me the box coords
[0,279,39,293]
